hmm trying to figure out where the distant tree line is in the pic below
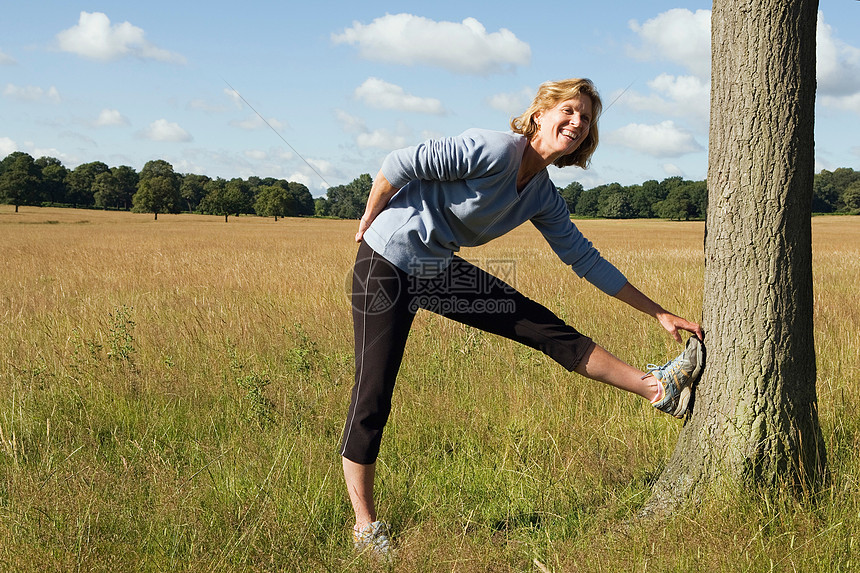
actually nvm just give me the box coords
[312,169,860,221]
[0,152,315,221]
[560,177,708,220]
[1,151,858,220]
[555,167,860,220]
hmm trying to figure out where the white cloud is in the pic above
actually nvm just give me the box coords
[0,49,15,65]
[0,139,71,163]
[289,171,323,191]
[229,115,285,131]
[336,109,368,134]
[170,158,207,175]
[607,121,704,158]
[306,158,334,176]
[817,12,860,115]
[628,9,711,77]
[94,108,129,127]
[288,171,313,189]
[223,88,244,109]
[0,137,17,156]
[29,145,68,161]
[488,87,534,117]
[332,13,530,75]
[356,129,408,150]
[56,11,185,63]
[291,158,337,193]
[272,148,294,162]
[649,74,709,111]
[821,92,860,115]
[621,74,709,125]
[3,84,61,103]
[627,9,860,116]
[335,110,415,151]
[662,164,685,177]
[551,165,605,190]
[354,77,446,114]
[307,159,337,177]
[140,119,192,142]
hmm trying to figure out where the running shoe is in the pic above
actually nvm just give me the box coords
[647,336,704,418]
[353,520,393,561]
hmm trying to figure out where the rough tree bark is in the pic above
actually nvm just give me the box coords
[642,0,827,516]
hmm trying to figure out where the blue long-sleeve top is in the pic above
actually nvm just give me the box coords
[362,128,628,296]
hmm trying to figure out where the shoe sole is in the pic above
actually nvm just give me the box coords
[673,338,704,418]
[687,337,704,381]
[673,386,691,418]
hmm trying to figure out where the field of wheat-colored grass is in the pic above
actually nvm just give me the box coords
[1,205,858,572]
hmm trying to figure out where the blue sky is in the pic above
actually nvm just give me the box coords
[1,1,858,196]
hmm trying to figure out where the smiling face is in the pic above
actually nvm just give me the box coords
[532,94,593,162]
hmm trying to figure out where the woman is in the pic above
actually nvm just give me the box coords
[341,78,704,557]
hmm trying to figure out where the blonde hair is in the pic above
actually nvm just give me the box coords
[510,78,602,169]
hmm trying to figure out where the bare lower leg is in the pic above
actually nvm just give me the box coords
[342,457,377,530]
[574,343,661,402]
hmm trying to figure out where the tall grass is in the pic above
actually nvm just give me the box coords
[0,206,857,571]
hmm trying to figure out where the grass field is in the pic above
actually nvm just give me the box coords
[1,206,858,572]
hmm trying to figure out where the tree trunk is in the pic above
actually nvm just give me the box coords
[642,0,826,516]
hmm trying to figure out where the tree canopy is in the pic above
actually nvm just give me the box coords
[66,161,109,207]
[93,166,138,210]
[132,160,182,220]
[0,152,41,212]
[198,178,249,222]
[320,173,373,219]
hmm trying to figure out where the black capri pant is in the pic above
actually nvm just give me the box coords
[340,241,595,464]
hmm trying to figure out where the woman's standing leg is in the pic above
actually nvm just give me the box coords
[340,243,415,532]
[342,457,377,529]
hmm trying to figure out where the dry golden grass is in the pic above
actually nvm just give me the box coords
[0,205,858,572]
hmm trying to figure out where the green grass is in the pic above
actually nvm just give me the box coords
[1,206,858,571]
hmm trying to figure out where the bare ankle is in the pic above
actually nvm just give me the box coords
[648,377,664,403]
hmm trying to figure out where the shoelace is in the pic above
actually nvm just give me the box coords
[641,360,671,380]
